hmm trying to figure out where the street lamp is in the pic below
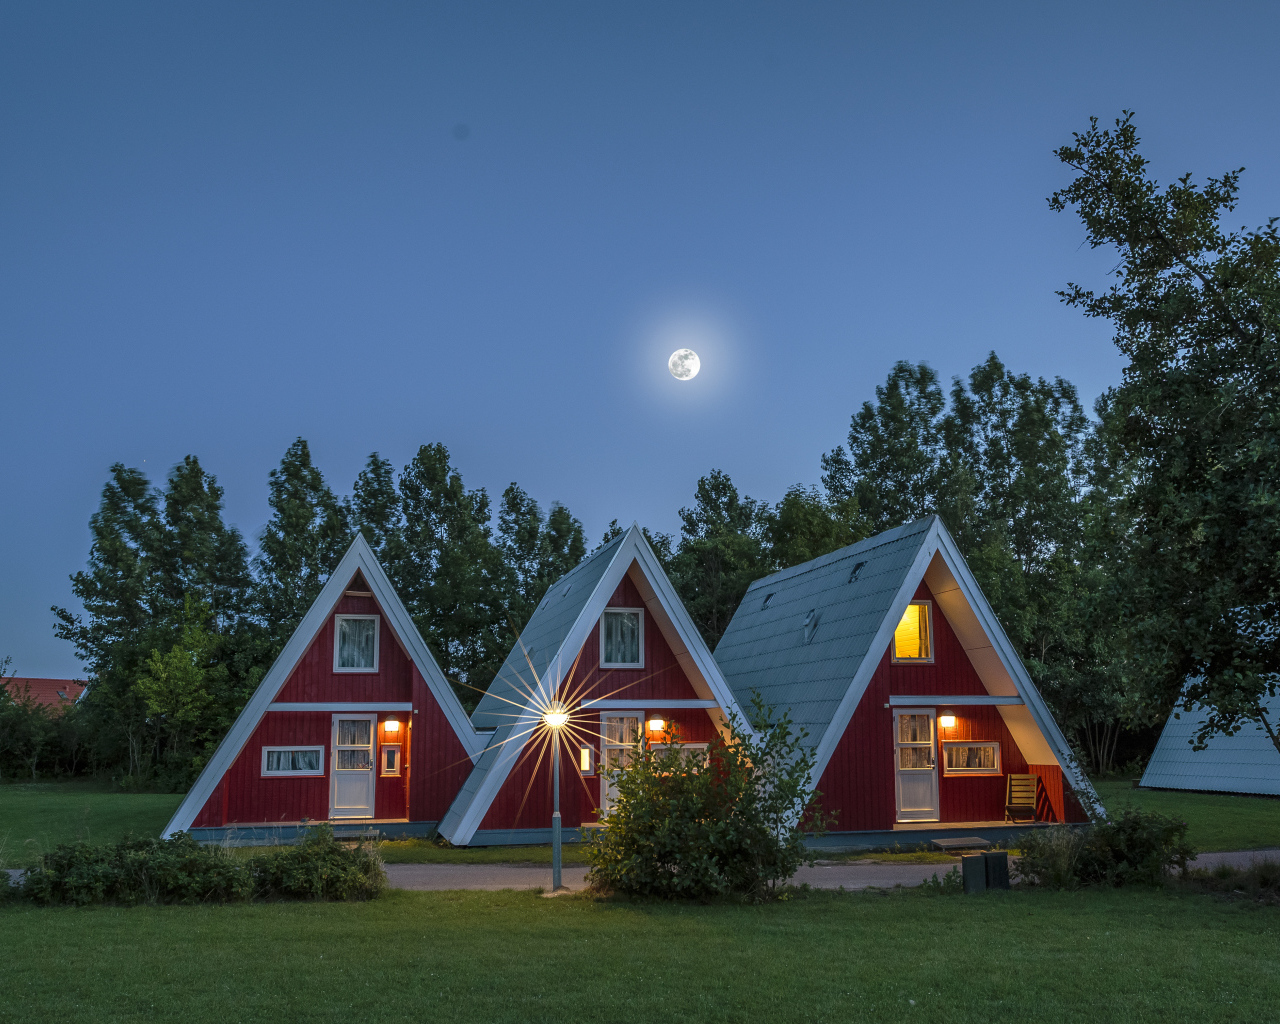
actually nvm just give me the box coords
[542,702,570,892]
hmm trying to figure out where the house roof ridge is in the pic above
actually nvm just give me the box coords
[745,515,936,592]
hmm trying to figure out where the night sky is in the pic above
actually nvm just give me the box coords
[4,2,1279,676]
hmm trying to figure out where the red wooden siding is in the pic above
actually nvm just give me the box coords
[191,573,472,827]
[476,574,719,832]
[815,580,1085,830]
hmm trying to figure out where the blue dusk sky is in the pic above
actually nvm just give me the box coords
[3,2,1279,677]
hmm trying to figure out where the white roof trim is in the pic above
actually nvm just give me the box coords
[162,534,481,838]
[888,694,1023,706]
[441,525,751,845]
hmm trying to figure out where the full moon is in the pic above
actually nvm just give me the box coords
[668,348,700,380]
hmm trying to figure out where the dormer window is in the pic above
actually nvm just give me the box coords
[334,615,379,672]
[600,609,643,668]
[892,601,933,662]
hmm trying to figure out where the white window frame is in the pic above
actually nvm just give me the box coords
[333,614,380,673]
[599,608,644,669]
[599,711,642,815]
[261,746,325,777]
[891,600,934,664]
[380,742,402,776]
[941,740,1002,776]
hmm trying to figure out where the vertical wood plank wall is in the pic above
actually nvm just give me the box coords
[815,579,1085,830]
[192,578,471,827]
[476,574,718,831]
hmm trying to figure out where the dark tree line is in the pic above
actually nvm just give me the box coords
[7,111,1277,786]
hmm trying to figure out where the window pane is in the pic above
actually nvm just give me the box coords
[337,749,372,770]
[604,716,639,745]
[265,750,287,772]
[337,618,377,669]
[337,719,371,746]
[603,611,640,664]
[292,749,320,772]
[946,744,997,770]
[898,715,932,744]
[383,748,399,772]
[894,604,931,660]
[604,747,635,772]
[899,746,933,769]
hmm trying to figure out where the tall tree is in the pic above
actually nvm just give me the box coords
[497,483,586,625]
[347,452,404,560]
[1051,112,1280,754]
[765,485,869,570]
[668,470,771,648]
[254,438,350,645]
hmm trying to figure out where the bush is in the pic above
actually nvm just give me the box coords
[585,698,829,901]
[19,833,253,906]
[1181,859,1280,906]
[1015,808,1194,888]
[16,825,384,906]
[252,827,385,901]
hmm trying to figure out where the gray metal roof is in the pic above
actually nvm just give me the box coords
[471,532,626,730]
[1141,693,1280,796]
[713,516,935,748]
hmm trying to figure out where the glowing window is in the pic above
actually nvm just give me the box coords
[942,742,1001,775]
[892,601,933,662]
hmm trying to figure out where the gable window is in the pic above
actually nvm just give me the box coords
[261,746,324,776]
[600,609,643,668]
[942,741,1001,775]
[334,615,379,672]
[892,601,933,662]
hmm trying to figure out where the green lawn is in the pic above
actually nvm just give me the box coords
[2,887,1277,1023]
[1093,779,1280,853]
[0,781,183,868]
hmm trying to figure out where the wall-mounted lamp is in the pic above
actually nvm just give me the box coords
[938,715,956,729]
[384,717,401,732]
[648,717,666,733]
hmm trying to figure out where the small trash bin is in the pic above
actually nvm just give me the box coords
[962,854,988,894]
[984,850,1010,890]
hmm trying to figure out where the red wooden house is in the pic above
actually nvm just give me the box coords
[715,516,1098,847]
[163,536,482,844]
[438,525,747,845]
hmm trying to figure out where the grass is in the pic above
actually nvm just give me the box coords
[2,886,1278,1022]
[1093,778,1280,853]
[0,781,182,869]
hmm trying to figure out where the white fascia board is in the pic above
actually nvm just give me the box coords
[888,695,1024,706]
[163,535,481,838]
[268,702,414,712]
[809,522,943,786]
[584,699,719,709]
[626,526,751,731]
[929,523,1102,816]
[444,533,640,844]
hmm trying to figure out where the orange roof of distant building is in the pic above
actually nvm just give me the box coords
[3,677,87,708]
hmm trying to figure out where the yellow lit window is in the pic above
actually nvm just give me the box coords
[893,602,932,661]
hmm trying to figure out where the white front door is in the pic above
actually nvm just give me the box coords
[599,714,640,816]
[330,714,376,819]
[894,709,939,822]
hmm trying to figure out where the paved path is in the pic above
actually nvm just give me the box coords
[382,860,956,892]
[1189,848,1280,871]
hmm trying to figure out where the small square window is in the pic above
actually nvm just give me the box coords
[578,744,594,775]
[892,602,933,662]
[335,615,379,672]
[381,744,402,776]
[600,609,643,668]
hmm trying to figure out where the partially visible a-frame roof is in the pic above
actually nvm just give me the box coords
[162,534,481,837]
[440,524,747,845]
[1141,693,1280,796]
[714,517,935,746]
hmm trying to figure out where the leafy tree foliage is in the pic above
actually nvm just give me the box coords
[1051,113,1280,755]
[254,438,350,645]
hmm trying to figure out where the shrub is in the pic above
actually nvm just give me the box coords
[1180,859,1280,905]
[16,825,385,906]
[1015,808,1194,888]
[19,833,253,906]
[252,826,385,901]
[585,698,829,901]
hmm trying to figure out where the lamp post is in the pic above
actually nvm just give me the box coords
[542,702,570,892]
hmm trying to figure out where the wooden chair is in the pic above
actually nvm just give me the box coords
[1005,774,1038,823]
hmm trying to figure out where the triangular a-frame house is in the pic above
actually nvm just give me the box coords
[164,535,482,843]
[1141,692,1280,796]
[439,525,748,845]
[715,515,1098,846]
